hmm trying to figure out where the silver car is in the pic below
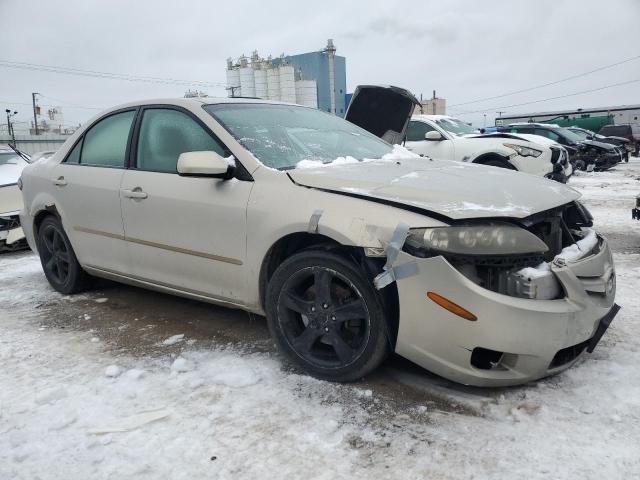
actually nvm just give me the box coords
[18,95,619,386]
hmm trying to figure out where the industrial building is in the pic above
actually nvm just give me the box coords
[413,91,447,115]
[496,104,640,130]
[225,40,348,115]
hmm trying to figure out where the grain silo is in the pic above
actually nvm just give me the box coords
[278,64,296,104]
[295,80,318,108]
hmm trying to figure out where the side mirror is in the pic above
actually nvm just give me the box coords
[425,130,443,141]
[586,135,594,140]
[177,151,234,178]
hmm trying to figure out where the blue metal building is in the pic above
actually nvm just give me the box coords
[270,43,347,116]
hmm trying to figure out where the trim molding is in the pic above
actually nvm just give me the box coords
[73,226,243,265]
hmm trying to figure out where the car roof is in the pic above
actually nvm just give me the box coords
[100,96,300,115]
[506,122,560,128]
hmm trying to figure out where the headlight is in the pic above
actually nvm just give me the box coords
[406,223,548,256]
[503,143,542,158]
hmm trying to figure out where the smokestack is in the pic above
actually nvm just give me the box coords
[324,39,337,114]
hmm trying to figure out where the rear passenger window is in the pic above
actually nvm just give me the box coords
[405,121,435,141]
[136,109,226,173]
[81,111,135,168]
[64,139,82,164]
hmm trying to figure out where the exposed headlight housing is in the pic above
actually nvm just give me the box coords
[503,143,543,158]
[405,223,548,256]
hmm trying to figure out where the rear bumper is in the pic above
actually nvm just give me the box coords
[393,235,617,387]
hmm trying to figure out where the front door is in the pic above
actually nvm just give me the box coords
[404,121,455,159]
[50,109,135,273]
[120,106,252,304]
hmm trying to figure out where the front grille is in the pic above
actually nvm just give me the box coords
[550,340,589,369]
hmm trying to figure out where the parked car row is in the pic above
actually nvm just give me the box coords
[0,144,30,251]
[16,87,619,387]
[497,123,624,171]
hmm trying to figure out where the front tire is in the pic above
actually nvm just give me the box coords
[36,216,92,294]
[483,159,515,170]
[266,250,390,382]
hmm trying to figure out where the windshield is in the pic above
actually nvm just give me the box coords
[433,117,477,136]
[569,129,590,140]
[204,103,393,170]
[555,127,584,143]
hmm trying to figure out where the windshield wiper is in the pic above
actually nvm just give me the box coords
[7,143,31,163]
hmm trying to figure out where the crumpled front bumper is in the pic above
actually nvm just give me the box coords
[0,210,25,249]
[393,235,617,387]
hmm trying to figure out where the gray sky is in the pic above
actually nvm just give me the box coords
[1,0,639,130]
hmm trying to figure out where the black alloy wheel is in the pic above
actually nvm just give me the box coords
[37,216,91,294]
[266,250,390,382]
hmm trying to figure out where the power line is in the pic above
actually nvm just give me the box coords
[453,78,640,116]
[0,59,227,88]
[0,99,103,110]
[449,55,640,108]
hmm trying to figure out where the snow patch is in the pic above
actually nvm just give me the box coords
[161,334,185,346]
[104,365,122,378]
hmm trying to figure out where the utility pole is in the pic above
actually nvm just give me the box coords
[32,92,40,135]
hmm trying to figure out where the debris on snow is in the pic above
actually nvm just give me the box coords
[87,408,171,434]
[170,357,193,373]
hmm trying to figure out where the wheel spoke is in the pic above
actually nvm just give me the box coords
[43,232,54,254]
[314,269,332,306]
[333,298,367,322]
[292,327,324,354]
[57,250,70,263]
[282,291,313,315]
[329,333,355,364]
[56,258,67,279]
[52,231,62,251]
[45,256,56,272]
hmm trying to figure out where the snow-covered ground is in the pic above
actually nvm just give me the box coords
[1,160,640,479]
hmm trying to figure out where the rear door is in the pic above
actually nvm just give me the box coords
[50,109,135,273]
[120,106,252,304]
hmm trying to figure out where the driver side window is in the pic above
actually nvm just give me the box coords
[406,121,435,141]
[136,108,227,173]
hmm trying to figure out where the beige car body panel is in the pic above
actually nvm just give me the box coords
[19,98,617,386]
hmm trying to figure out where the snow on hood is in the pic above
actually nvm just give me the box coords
[295,145,418,169]
[289,156,580,220]
[0,152,29,187]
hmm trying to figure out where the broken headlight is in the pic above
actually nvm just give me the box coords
[405,223,549,256]
[503,143,542,158]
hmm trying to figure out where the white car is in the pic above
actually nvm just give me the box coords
[19,95,618,386]
[1,145,31,251]
[403,114,562,179]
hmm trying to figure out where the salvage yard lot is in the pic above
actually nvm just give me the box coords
[2,161,640,479]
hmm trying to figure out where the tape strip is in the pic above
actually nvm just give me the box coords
[308,209,323,234]
[373,222,417,289]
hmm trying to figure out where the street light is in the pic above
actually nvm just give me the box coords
[5,109,18,146]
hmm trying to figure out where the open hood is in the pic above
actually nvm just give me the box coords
[288,158,580,220]
[345,85,420,145]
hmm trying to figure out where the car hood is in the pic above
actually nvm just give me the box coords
[345,85,420,145]
[0,157,28,187]
[581,139,617,151]
[288,157,580,220]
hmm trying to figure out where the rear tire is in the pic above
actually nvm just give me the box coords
[266,250,390,382]
[36,216,92,294]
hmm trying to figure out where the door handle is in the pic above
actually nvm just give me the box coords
[53,176,67,187]
[121,188,148,199]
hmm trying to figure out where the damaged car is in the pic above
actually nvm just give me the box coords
[498,123,623,171]
[1,144,31,251]
[19,97,619,386]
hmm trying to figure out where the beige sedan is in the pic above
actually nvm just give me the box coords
[19,97,619,385]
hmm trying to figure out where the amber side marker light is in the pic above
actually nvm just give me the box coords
[427,292,477,321]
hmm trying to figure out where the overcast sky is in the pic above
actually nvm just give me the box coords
[1,0,639,130]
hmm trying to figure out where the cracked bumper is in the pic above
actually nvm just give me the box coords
[393,236,617,387]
